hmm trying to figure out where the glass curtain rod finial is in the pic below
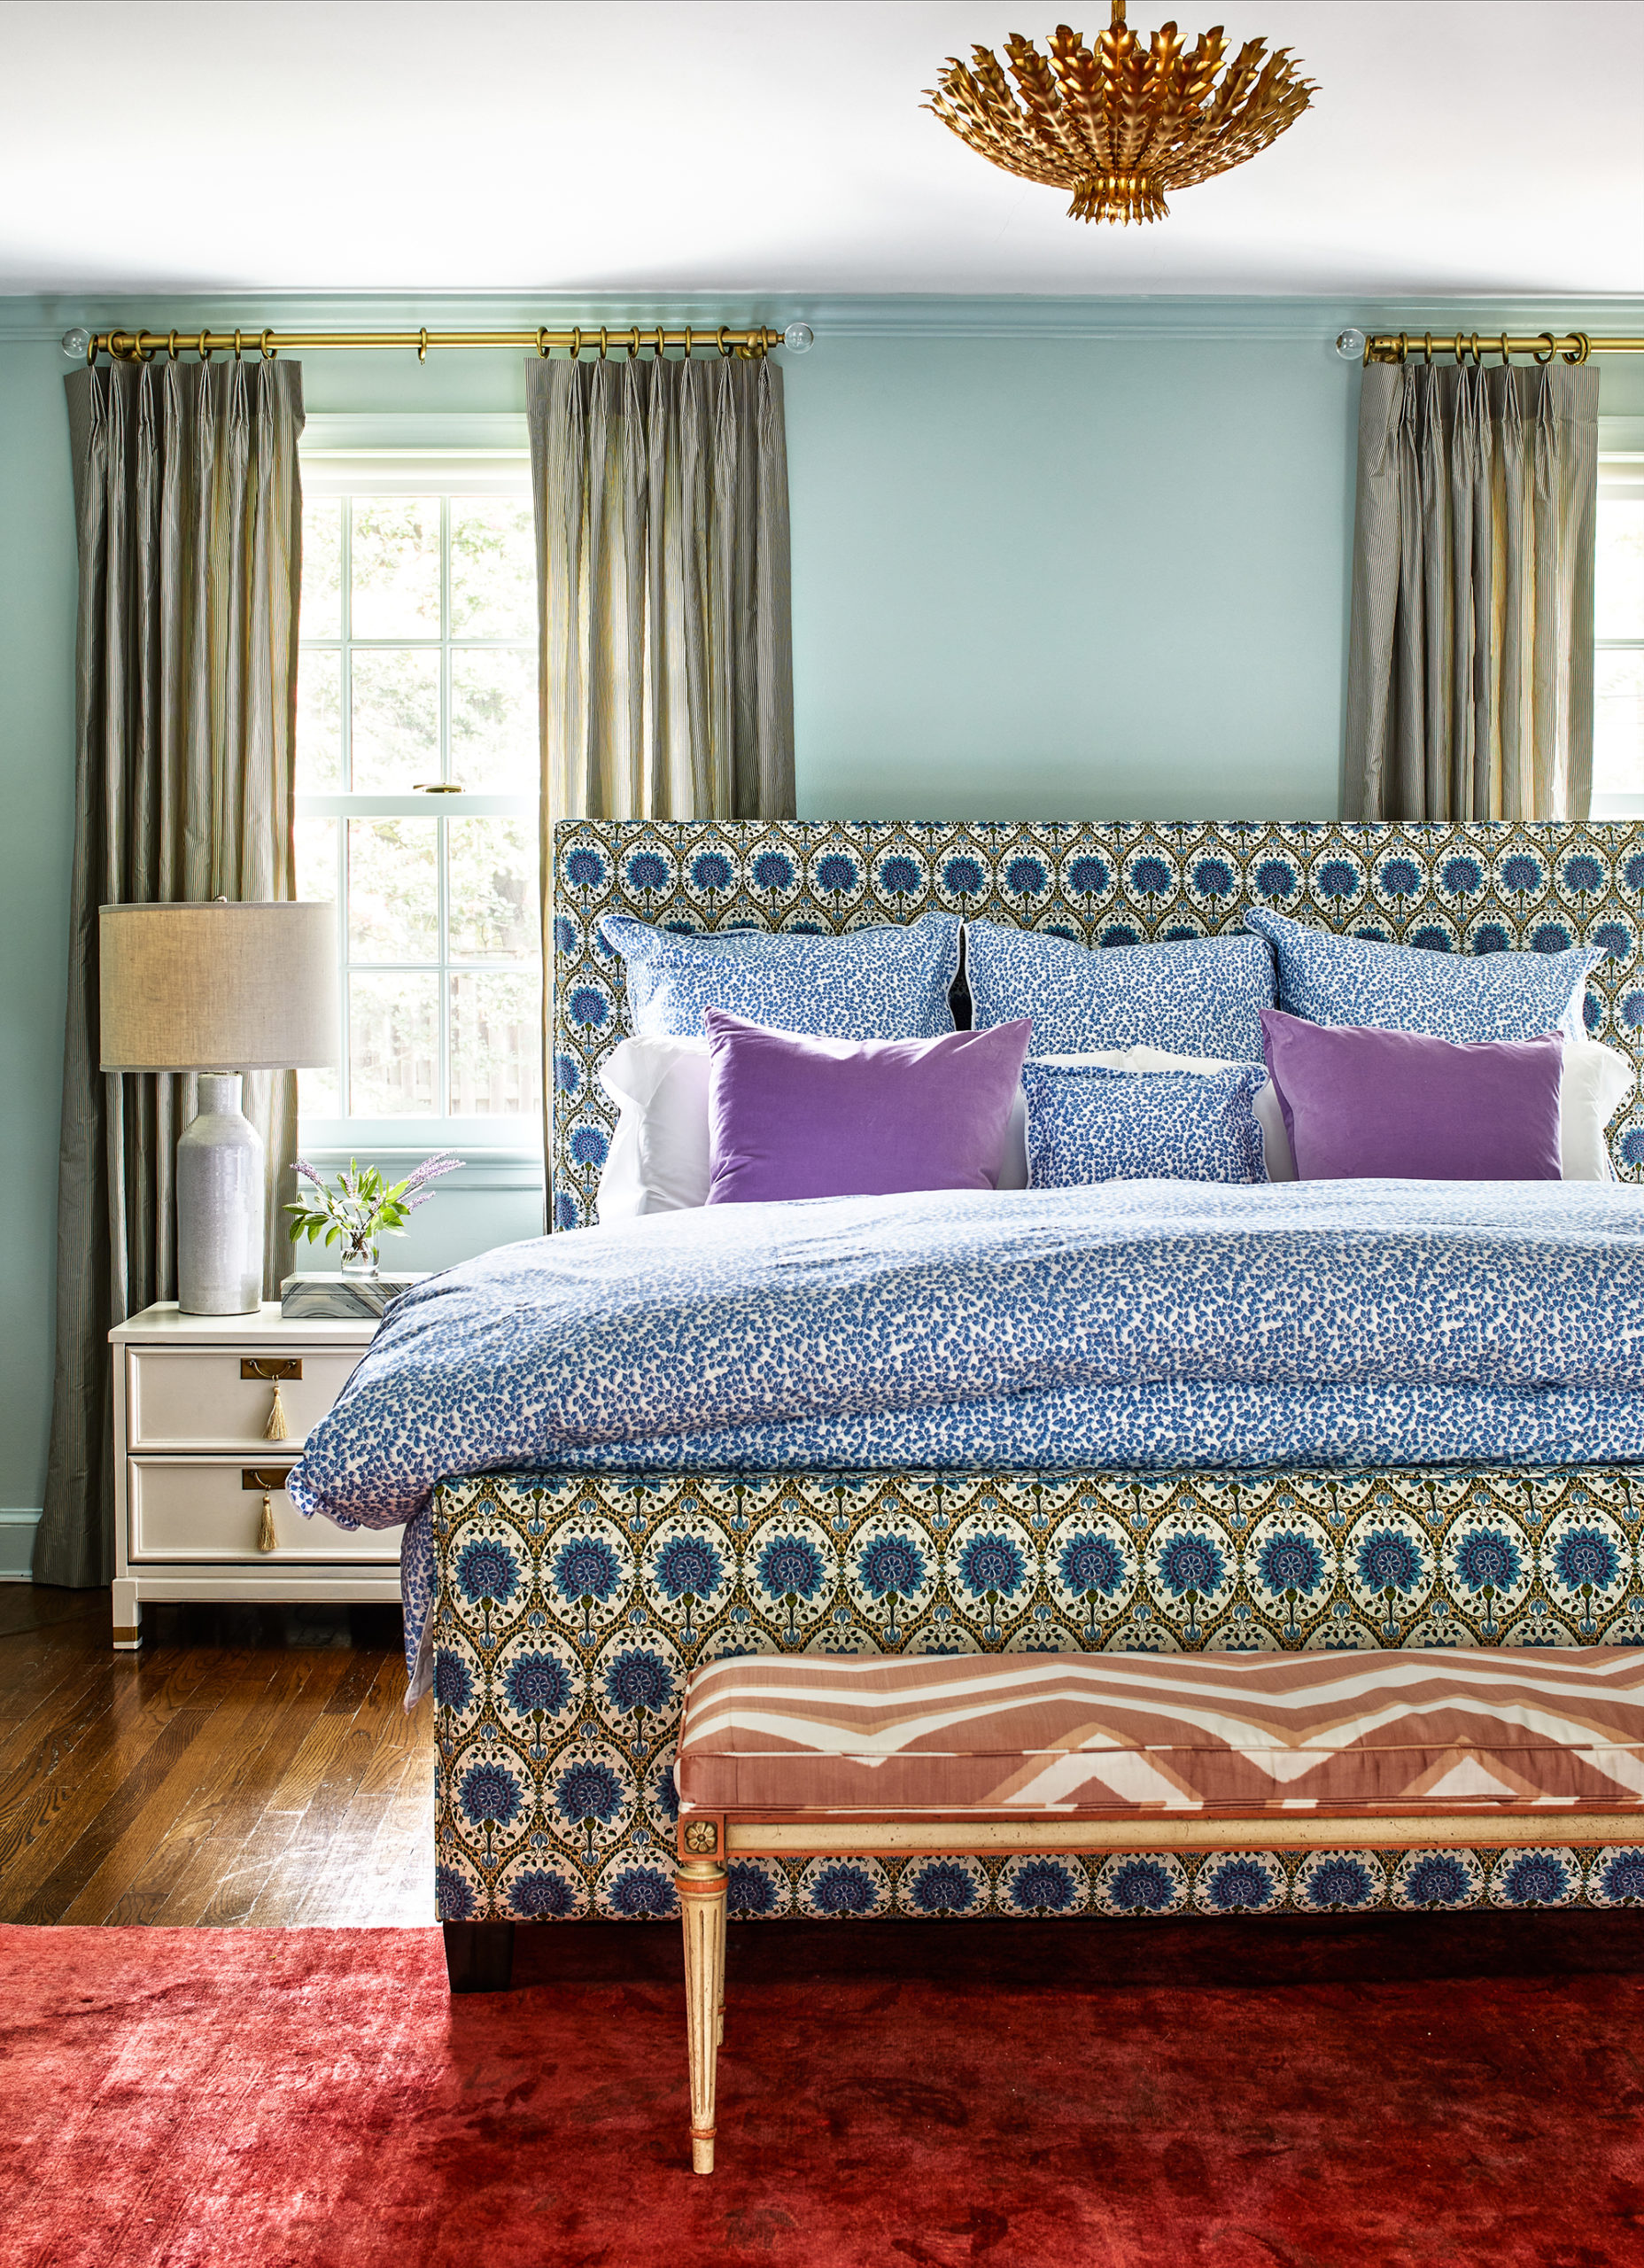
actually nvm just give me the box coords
[61,328,91,361]
[783,323,815,353]
[1336,329,1368,362]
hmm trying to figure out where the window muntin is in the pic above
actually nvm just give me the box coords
[294,461,540,1146]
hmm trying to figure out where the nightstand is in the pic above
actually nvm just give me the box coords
[109,1301,402,1649]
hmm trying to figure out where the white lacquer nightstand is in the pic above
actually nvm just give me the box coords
[109,1301,401,1648]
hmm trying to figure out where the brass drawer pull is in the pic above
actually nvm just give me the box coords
[241,1468,291,1491]
[242,1358,301,1381]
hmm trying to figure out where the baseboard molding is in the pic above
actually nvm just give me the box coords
[0,1508,41,1581]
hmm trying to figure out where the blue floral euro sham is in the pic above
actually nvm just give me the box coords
[1244,905,1597,1042]
[284,1179,1644,1691]
[599,909,961,1039]
[964,920,1275,1060]
[1024,1060,1268,1188]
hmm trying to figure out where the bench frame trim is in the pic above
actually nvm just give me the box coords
[674,1805,1644,2175]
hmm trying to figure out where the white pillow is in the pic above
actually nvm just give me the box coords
[596,1036,712,1218]
[1254,1037,1635,1184]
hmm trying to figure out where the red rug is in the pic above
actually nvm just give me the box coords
[4,1914,1644,2266]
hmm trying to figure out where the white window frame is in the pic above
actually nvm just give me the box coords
[1591,415,1644,820]
[295,415,543,1174]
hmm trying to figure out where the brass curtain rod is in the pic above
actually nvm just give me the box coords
[1355,329,1644,366]
[69,322,798,367]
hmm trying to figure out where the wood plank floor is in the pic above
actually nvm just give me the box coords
[0,1586,432,1925]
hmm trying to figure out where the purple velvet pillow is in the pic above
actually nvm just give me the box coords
[704,1011,1033,1205]
[1259,1009,1564,1182]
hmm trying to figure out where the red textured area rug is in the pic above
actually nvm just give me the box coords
[4,1916,1644,2267]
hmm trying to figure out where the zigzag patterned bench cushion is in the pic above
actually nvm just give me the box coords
[676,1648,1644,1819]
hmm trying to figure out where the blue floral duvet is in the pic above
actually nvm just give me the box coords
[284,1180,1644,1688]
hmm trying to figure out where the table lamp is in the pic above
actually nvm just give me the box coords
[98,902,340,1316]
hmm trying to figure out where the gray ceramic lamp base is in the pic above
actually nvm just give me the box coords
[176,1072,266,1315]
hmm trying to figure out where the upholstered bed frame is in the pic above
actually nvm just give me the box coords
[431,820,1644,1953]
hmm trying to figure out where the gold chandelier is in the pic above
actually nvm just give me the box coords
[924,0,1316,226]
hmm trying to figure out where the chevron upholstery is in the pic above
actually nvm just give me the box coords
[676,1647,1644,1820]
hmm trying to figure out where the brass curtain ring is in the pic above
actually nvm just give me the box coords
[417,327,429,364]
[682,325,694,360]
[233,329,244,361]
[260,329,276,361]
[1498,331,1512,367]
[626,325,640,360]
[570,326,582,361]
[1467,331,1480,367]
[167,330,180,362]
[1452,330,1464,366]
[1563,331,1592,366]
[84,331,97,367]
[1422,331,1432,365]
[1532,332,1557,366]
[537,326,551,358]
[1394,333,1407,364]
[717,325,731,358]
[598,327,609,361]
[198,329,213,363]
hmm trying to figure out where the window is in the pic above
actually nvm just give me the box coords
[294,420,540,1151]
[1593,436,1644,817]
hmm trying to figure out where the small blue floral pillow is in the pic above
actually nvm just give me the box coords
[965,920,1276,1061]
[1244,906,1596,1042]
[1023,1060,1269,1189]
[600,910,962,1039]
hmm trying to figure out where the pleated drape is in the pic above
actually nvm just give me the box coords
[1345,361,1600,821]
[36,357,304,1589]
[526,353,795,825]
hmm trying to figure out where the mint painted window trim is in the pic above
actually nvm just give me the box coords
[296,415,542,1159]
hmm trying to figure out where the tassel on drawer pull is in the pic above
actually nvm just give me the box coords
[242,1468,287,1555]
[242,1358,299,1443]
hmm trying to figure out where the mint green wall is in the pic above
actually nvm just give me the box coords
[3,291,1640,1559]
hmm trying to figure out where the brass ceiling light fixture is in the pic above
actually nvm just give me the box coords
[924,0,1316,226]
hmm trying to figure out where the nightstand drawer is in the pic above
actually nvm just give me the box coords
[128,1348,363,1450]
[128,1457,403,1564]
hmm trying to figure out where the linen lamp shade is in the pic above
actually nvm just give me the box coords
[98,903,338,1072]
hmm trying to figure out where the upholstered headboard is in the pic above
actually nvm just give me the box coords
[550,820,1644,1224]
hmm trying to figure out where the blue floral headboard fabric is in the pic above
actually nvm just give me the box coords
[550,820,1644,1224]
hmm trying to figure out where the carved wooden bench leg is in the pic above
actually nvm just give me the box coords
[678,1857,727,2174]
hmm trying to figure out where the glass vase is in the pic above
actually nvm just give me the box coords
[340,1239,380,1279]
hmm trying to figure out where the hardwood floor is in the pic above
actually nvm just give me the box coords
[0,1585,432,1925]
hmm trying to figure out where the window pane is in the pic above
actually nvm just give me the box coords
[450,969,541,1117]
[302,495,342,641]
[350,647,440,790]
[1594,649,1644,801]
[1597,497,1644,641]
[449,497,535,639]
[350,972,438,1115]
[451,648,537,792]
[295,646,342,791]
[350,497,441,639]
[347,817,438,961]
[295,814,338,904]
[448,817,538,960]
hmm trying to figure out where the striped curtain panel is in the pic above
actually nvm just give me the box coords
[37,357,304,1589]
[1345,361,1600,822]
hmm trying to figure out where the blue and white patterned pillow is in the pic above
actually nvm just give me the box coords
[965,921,1275,1061]
[1244,906,1597,1043]
[1023,1060,1269,1189]
[600,911,962,1039]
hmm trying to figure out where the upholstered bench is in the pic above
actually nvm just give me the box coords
[672,1644,1644,2173]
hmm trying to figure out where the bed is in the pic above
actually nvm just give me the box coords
[288,819,1644,1942]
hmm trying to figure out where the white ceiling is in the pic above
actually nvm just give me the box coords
[0,0,1640,299]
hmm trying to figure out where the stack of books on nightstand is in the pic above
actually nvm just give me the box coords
[280,1273,425,1320]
